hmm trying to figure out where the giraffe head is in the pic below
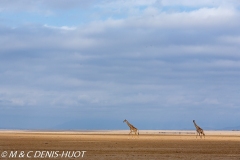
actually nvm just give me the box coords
[123,119,127,123]
[193,120,195,123]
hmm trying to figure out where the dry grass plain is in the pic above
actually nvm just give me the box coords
[0,130,240,160]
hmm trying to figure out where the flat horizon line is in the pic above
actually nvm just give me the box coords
[1,129,240,135]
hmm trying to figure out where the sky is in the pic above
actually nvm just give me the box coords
[1,0,240,130]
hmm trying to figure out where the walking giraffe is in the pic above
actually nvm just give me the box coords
[193,120,205,138]
[123,119,139,136]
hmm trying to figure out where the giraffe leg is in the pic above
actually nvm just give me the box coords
[200,131,204,139]
[132,131,135,138]
[135,131,138,138]
[128,131,132,139]
[196,132,200,139]
[130,131,134,138]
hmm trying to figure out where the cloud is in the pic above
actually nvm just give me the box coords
[160,0,240,7]
[1,0,240,129]
[43,24,76,30]
[0,0,100,11]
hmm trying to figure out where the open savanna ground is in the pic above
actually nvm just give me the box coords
[0,130,240,160]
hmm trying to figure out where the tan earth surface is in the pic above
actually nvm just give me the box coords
[0,130,240,160]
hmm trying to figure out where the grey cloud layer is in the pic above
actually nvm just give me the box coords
[1,1,240,129]
[0,0,100,11]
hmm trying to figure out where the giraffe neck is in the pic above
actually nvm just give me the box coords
[193,121,200,129]
[193,122,202,131]
[126,121,133,128]
[125,120,135,129]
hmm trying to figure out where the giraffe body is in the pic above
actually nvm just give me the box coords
[123,119,139,136]
[193,120,205,138]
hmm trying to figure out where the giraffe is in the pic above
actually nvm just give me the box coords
[123,119,139,136]
[193,120,205,138]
